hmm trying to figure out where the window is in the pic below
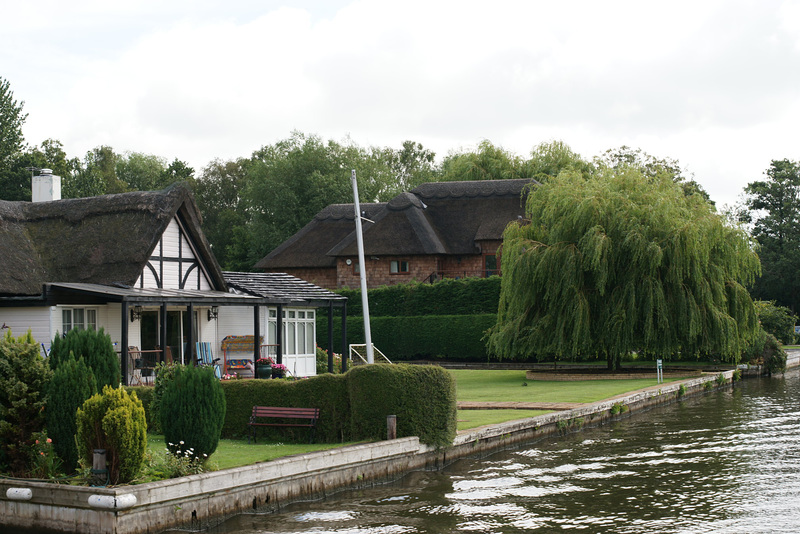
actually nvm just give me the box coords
[353,262,360,274]
[272,307,317,357]
[61,307,97,333]
[484,255,498,277]
[390,260,410,274]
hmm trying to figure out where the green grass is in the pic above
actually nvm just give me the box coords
[147,434,355,471]
[457,409,550,431]
[450,369,682,404]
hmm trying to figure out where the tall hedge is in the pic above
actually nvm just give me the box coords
[46,355,97,472]
[318,314,498,360]
[160,365,226,460]
[49,328,120,389]
[335,277,502,316]
[347,364,457,448]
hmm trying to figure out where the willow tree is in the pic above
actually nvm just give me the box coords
[487,167,761,369]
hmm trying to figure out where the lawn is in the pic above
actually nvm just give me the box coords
[450,369,685,404]
[143,369,687,473]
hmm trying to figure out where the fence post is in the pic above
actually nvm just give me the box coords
[387,415,397,440]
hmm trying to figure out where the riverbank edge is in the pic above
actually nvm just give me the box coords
[3,356,798,534]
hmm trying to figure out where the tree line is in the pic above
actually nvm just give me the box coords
[2,76,799,315]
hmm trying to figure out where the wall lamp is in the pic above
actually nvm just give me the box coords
[207,306,219,321]
[129,305,143,322]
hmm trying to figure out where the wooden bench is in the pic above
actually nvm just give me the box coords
[247,406,320,444]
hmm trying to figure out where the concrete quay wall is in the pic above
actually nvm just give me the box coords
[0,368,773,534]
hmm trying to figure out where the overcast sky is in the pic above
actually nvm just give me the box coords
[3,0,800,207]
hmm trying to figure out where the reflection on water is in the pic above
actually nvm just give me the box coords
[205,371,800,534]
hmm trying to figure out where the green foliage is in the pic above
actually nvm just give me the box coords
[0,330,52,476]
[488,168,760,369]
[76,386,147,484]
[732,369,742,381]
[46,355,97,472]
[334,277,502,317]
[160,365,226,460]
[440,140,527,181]
[742,329,787,376]
[148,362,180,433]
[610,402,628,416]
[0,76,28,199]
[743,159,800,312]
[49,328,120,389]
[716,373,726,386]
[347,364,457,448]
[319,314,498,361]
[678,384,687,397]
[28,431,62,479]
[220,374,351,442]
[316,345,341,374]
[753,300,797,345]
[125,386,156,431]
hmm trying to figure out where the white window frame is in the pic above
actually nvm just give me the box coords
[61,307,98,334]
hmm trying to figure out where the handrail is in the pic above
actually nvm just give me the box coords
[349,344,392,365]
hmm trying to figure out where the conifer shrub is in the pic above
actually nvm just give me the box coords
[49,328,120,389]
[0,330,52,476]
[76,386,147,484]
[148,362,180,433]
[160,365,226,460]
[46,354,97,472]
[125,386,156,431]
[347,364,457,448]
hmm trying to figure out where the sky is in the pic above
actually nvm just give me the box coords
[3,0,800,208]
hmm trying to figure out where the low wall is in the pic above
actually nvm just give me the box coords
[0,371,737,534]
[526,370,702,381]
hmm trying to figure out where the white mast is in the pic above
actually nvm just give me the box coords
[351,170,374,364]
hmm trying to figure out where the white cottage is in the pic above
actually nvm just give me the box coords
[0,173,346,384]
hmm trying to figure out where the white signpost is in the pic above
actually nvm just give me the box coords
[656,359,663,384]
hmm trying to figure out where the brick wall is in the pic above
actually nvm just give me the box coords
[336,256,439,289]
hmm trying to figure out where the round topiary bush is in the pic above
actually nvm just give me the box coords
[160,364,226,461]
[76,386,147,484]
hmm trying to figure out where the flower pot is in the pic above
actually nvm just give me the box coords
[271,368,285,379]
[256,364,272,379]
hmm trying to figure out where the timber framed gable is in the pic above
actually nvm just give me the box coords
[135,214,213,291]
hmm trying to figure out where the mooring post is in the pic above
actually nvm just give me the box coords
[387,415,397,440]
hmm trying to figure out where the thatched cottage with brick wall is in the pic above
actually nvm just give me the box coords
[255,179,534,290]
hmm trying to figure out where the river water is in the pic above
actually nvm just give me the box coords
[204,370,800,534]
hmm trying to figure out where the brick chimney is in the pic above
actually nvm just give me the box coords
[32,169,62,202]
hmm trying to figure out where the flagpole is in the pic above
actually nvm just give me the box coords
[351,170,374,364]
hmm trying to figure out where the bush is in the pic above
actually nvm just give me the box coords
[148,362,181,434]
[49,328,120,389]
[46,355,97,472]
[160,365,226,460]
[347,364,457,448]
[754,300,797,345]
[76,386,147,484]
[124,386,156,431]
[0,330,52,476]
[742,329,787,375]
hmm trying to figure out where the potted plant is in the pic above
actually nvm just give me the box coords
[255,357,274,379]
[271,363,288,379]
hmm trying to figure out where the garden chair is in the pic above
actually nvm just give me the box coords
[196,341,222,379]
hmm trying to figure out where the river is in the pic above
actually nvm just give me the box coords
[200,370,800,534]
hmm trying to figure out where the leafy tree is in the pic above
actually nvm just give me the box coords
[487,168,761,369]
[161,158,195,185]
[594,146,712,204]
[74,145,126,195]
[526,140,591,181]
[4,139,79,201]
[0,77,27,179]
[116,151,168,191]
[193,158,250,270]
[743,159,800,311]
[0,330,52,476]
[753,300,797,345]
[382,140,437,191]
[440,140,527,181]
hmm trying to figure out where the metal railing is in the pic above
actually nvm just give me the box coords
[349,344,392,365]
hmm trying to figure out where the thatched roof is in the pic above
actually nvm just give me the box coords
[255,178,533,269]
[0,184,226,296]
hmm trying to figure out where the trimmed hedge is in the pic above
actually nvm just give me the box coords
[220,374,350,442]
[347,364,457,448]
[318,314,498,361]
[334,277,501,317]
[215,364,456,448]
